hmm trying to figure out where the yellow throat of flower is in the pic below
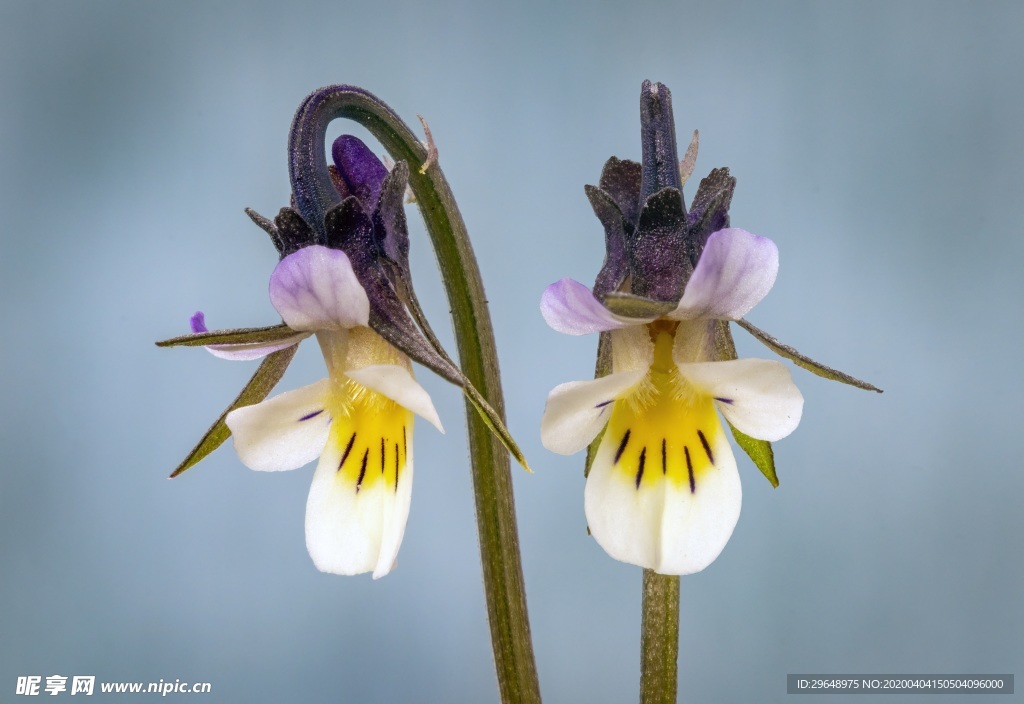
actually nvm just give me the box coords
[320,327,415,494]
[605,325,723,493]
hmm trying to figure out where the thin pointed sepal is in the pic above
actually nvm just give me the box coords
[727,420,778,487]
[584,330,612,479]
[462,382,532,473]
[244,207,283,252]
[737,318,883,393]
[602,291,676,319]
[155,323,300,348]
[168,345,298,477]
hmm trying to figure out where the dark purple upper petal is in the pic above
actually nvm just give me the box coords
[639,81,683,204]
[324,197,467,388]
[585,185,630,299]
[628,187,691,303]
[686,167,736,264]
[374,160,412,273]
[273,207,319,256]
[324,195,378,257]
[597,157,642,229]
[331,135,388,210]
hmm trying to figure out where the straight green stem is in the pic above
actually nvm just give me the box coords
[299,87,541,704]
[640,569,680,704]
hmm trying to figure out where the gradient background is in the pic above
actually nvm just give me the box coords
[2,1,1021,702]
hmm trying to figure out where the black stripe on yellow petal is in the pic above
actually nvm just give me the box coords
[338,432,357,472]
[697,429,714,465]
[685,446,695,493]
[614,430,631,464]
[394,442,401,492]
[355,449,369,492]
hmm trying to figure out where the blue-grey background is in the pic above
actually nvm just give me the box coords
[1,1,1021,702]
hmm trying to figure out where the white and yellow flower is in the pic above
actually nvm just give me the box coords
[540,81,806,575]
[222,244,443,578]
[540,229,802,575]
[166,135,520,578]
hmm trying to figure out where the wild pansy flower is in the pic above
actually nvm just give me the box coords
[540,81,879,575]
[161,133,522,578]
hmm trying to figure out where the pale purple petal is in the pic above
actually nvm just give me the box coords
[540,278,652,335]
[269,245,370,331]
[189,311,309,361]
[190,311,208,333]
[670,229,778,321]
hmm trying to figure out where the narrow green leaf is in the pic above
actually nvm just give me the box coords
[169,345,297,477]
[727,422,778,487]
[156,323,300,348]
[737,318,883,393]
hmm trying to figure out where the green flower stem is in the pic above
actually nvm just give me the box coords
[640,570,680,704]
[296,86,540,704]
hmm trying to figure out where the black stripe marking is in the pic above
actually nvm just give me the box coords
[661,439,667,475]
[355,449,369,492]
[635,447,646,489]
[402,426,407,457]
[380,438,386,474]
[337,432,357,472]
[697,430,714,465]
[299,409,323,421]
[614,430,631,464]
[685,446,695,493]
[394,442,400,492]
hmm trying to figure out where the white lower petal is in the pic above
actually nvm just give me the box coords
[656,441,741,575]
[374,438,414,579]
[345,364,444,434]
[540,371,646,455]
[678,358,803,441]
[304,397,414,578]
[584,404,742,575]
[225,379,331,472]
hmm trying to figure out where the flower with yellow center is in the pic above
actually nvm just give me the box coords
[541,228,803,574]
[167,134,514,578]
[540,81,809,574]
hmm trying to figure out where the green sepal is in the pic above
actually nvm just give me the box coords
[168,345,298,477]
[737,318,883,393]
[462,382,532,473]
[155,324,300,348]
[602,292,676,319]
[712,320,779,486]
[584,331,613,478]
[727,422,778,487]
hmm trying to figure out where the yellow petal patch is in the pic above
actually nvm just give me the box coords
[327,377,413,494]
[603,328,727,493]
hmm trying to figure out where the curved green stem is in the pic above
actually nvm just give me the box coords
[291,85,540,704]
